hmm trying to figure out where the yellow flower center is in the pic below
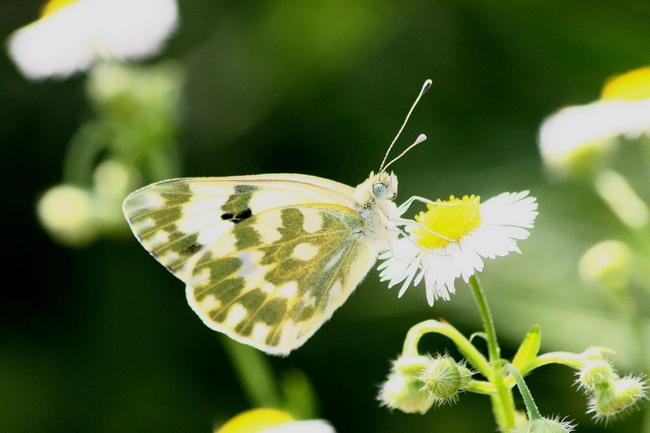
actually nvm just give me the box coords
[413,195,482,249]
[601,66,650,101]
[40,0,80,17]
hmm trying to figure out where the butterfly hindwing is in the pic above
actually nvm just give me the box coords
[187,204,376,354]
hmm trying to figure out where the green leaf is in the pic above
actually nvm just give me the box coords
[512,325,541,371]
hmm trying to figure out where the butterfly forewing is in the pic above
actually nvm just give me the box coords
[123,177,356,276]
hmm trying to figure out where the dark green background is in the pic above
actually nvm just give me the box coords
[2,1,650,432]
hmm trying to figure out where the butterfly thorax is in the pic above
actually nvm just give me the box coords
[351,171,400,249]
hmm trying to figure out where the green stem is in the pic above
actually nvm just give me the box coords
[468,380,497,395]
[468,275,500,361]
[221,336,283,409]
[618,289,649,374]
[490,369,517,432]
[506,364,541,421]
[615,281,650,433]
[468,275,516,431]
[402,319,492,379]
[63,121,112,186]
[519,351,585,376]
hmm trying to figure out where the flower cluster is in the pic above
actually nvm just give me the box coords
[35,61,182,247]
[378,354,472,414]
[575,353,647,422]
[37,160,137,247]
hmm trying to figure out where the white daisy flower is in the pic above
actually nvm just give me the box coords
[379,192,538,306]
[7,0,178,80]
[539,66,650,180]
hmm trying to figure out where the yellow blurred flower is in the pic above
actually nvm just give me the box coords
[601,67,650,101]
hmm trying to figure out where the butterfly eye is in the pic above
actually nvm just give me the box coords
[373,182,388,198]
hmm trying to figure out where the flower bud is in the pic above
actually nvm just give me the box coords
[579,347,616,361]
[578,360,615,391]
[393,355,431,376]
[511,417,575,433]
[589,376,646,419]
[579,240,634,294]
[378,355,433,414]
[419,356,471,404]
[37,184,98,247]
[93,159,138,200]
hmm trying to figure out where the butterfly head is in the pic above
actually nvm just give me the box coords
[354,170,398,207]
[372,171,398,201]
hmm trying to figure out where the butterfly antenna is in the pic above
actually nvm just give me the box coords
[382,133,428,173]
[378,79,432,173]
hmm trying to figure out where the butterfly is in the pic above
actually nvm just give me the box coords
[122,80,431,355]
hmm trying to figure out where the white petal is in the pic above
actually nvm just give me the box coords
[397,254,422,298]
[262,420,336,433]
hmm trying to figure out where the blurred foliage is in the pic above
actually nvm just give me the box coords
[2,0,650,432]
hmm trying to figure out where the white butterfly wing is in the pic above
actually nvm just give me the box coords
[123,174,385,355]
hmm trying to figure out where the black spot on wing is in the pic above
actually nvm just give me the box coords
[221,208,253,224]
[220,184,257,224]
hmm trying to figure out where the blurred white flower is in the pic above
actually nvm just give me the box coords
[214,409,335,433]
[7,0,178,80]
[539,67,650,180]
[379,192,538,306]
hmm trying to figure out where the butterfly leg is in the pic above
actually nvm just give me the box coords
[385,218,452,259]
[390,217,452,243]
[396,195,460,216]
[383,225,423,257]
